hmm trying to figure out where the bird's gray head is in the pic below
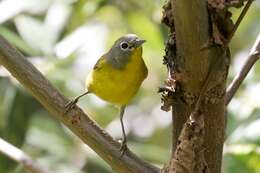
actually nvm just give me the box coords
[105,34,146,69]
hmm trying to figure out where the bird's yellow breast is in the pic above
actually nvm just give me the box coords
[85,47,147,105]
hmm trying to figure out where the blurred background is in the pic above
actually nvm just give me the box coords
[0,0,259,173]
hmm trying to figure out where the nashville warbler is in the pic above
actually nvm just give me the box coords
[65,34,148,155]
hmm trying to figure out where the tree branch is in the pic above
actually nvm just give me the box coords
[0,35,160,173]
[225,0,254,45]
[0,137,52,173]
[226,33,260,105]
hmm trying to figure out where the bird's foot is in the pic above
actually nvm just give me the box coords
[64,98,79,114]
[119,139,128,157]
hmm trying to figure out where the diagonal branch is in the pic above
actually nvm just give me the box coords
[0,137,52,173]
[226,33,260,105]
[225,0,254,45]
[0,35,160,173]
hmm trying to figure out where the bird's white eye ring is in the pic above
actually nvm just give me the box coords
[120,42,129,50]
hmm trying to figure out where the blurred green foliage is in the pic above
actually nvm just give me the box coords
[0,0,259,173]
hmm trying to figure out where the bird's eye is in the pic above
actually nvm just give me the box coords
[120,42,129,50]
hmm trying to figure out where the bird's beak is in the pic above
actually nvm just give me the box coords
[133,39,146,47]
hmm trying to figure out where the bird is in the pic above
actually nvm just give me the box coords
[65,34,148,155]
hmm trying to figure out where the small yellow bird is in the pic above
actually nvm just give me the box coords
[65,34,148,154]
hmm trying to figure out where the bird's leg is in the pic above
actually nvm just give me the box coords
[64,91,90,113]
[119,105,127,156]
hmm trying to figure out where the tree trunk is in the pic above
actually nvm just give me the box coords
[161,0,232,172]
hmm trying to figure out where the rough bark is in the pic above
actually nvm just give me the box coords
[160,0,235,172]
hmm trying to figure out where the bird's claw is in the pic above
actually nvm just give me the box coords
[119,139,127,157]
[64,98,78,114]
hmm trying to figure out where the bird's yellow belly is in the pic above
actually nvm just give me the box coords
[86,56,147,105]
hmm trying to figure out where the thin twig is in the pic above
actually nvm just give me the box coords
[0,35,160,173]
[225,0,254,45]
[226,33,260,105]
[0,138,52,173]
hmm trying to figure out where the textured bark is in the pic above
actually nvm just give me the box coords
[160,0,233,172]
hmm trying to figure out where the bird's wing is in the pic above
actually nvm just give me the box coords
[93,56,106,70]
